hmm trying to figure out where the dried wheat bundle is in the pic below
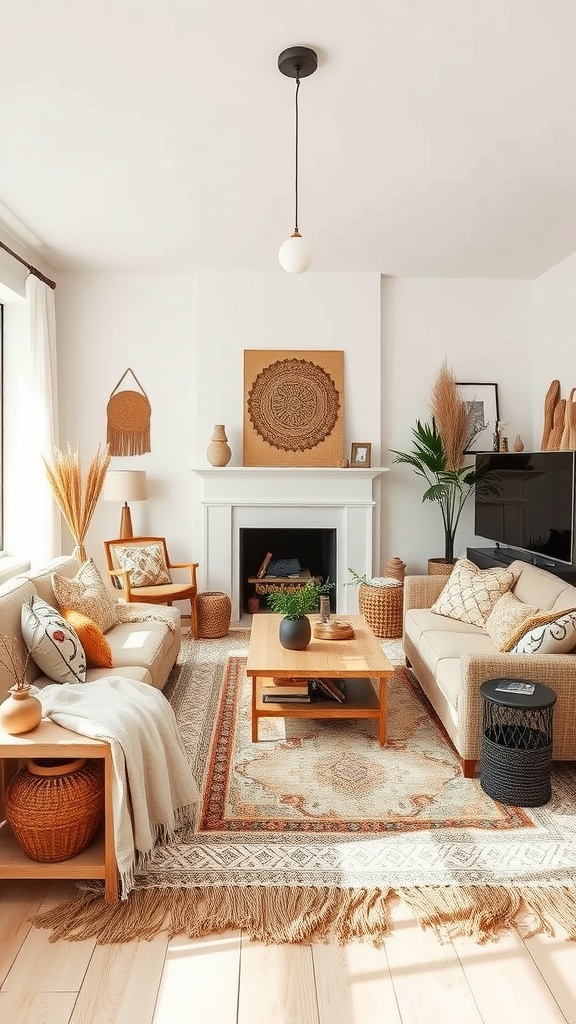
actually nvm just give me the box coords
[44,443,111,563]
[430,361,472,471]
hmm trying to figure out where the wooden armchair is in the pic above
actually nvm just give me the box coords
[104,536,199,639]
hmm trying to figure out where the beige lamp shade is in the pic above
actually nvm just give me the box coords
[103,470,148,538]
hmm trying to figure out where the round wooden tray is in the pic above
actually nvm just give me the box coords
[313,620,355,641]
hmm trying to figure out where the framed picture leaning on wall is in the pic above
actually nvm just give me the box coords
[456,382,499,452]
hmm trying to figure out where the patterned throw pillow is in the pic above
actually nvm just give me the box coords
[21,595,86,684]
[52,558,118,634]
[111,543,171,587]
[431,558,518,628]
[62,609,113,668]
[484,592,539,651]
[505,608,576,654]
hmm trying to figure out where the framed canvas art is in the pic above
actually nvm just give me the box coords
[243,350,344,466]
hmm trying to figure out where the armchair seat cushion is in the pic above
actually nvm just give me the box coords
[129,583,195,602]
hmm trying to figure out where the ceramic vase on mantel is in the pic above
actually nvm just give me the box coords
[206,424,232,467]
[0,684,43,736]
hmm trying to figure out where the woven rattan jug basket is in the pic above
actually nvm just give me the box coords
[197,592,232,639]
[358,581,403,638]
[5,757,105,863]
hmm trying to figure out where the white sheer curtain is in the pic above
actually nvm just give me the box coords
[26,274,60,564]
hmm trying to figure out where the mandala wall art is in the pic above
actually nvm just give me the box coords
[243,350,344,466]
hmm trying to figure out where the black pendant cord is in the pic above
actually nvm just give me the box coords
[294,72,301,233]
[0,239,56,289]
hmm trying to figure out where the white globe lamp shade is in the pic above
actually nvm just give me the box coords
[278,231,313,274]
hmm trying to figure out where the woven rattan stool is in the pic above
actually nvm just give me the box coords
[197,592,231,639]
[480,679,557,807]
[358,580,403,638]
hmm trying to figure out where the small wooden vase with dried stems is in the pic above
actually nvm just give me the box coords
[44,443,111,563]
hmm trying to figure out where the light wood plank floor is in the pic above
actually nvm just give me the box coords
[1,880,575,1024]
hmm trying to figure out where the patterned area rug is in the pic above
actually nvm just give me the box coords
[199,656,531,833]
[34,631,576,944]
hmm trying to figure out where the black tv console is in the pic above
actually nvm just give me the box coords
[467,546,576,584]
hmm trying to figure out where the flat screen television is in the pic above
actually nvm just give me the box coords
[474,451,576,565]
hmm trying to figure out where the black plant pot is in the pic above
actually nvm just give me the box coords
[278,615,312,651]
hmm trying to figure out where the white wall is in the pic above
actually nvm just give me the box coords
[5,255,576,587]
[381,277,532,571]
[55,271,381,589]
[532,249,576,440]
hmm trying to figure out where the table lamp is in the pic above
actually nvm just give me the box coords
[103,470,148,539]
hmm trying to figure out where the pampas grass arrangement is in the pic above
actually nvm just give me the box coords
[44,443,111,563]
[430,361,474,470]
[391,363,497,563]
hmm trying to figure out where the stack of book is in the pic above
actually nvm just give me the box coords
[261,677,347,704]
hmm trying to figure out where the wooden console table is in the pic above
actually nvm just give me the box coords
[0,719,118,902]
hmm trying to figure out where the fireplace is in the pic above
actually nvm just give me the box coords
[241,527,337,615]
[191,467,386,621]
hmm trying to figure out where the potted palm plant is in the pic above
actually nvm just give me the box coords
[390,363,497,571]
[267,579,333,650]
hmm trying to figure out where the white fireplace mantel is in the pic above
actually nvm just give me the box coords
[191,466,389,620]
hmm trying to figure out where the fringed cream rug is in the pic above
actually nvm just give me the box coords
[34,631,576,944]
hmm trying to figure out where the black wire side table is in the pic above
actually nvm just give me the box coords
[480,679,557,807]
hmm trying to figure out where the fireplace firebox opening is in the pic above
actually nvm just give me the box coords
[240,527,337,615]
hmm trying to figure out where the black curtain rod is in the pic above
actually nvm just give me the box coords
[0,239,56,290]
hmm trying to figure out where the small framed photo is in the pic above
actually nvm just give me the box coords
[350,442,371,468]
[456,383,499,452]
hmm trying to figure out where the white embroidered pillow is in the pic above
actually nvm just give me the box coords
[21,595,86,684]
[111,543,171,587]
[431,558,518,628]
[484,592,539,651]
[52,558,118,634]
[506,608,576,654]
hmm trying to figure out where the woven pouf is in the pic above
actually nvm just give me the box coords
[197,592,232,639]
[5,757,105,862]
[358,581,403,638]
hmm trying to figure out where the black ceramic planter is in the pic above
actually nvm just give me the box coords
[278,615,311,651]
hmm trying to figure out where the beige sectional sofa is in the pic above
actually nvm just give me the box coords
[403,559,576,777]
[0,556,180,695]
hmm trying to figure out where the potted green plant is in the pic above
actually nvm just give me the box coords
[267,579,333,650]
[390,363,498,570]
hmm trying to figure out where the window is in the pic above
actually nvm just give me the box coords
[0,303,3,551]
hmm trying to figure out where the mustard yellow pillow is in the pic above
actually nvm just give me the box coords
[62,609,113,668]
[431,558,518,627]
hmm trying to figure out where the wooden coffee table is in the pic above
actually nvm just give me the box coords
[246,613,394,744]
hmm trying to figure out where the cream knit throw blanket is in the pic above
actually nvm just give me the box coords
[37,677,198,899]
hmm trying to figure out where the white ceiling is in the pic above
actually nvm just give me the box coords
[2,0,576,278]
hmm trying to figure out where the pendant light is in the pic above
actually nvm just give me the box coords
[277,45,318,274]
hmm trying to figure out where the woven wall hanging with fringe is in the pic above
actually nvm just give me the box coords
[106,368,151,456]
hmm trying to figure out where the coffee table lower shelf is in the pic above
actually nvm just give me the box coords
[253,677,387,744]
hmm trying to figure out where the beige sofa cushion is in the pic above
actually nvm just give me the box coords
[484,591,539,651]
[431,559,518,627]
[509,560,576,610]
[418,628,498,677]
[52,559,118,633]
[0,577,40,689]
[405,608,486,645]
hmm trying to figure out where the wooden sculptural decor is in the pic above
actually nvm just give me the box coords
[106,368,152,456]
[541,379,576,451]
[243,350,344,466]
